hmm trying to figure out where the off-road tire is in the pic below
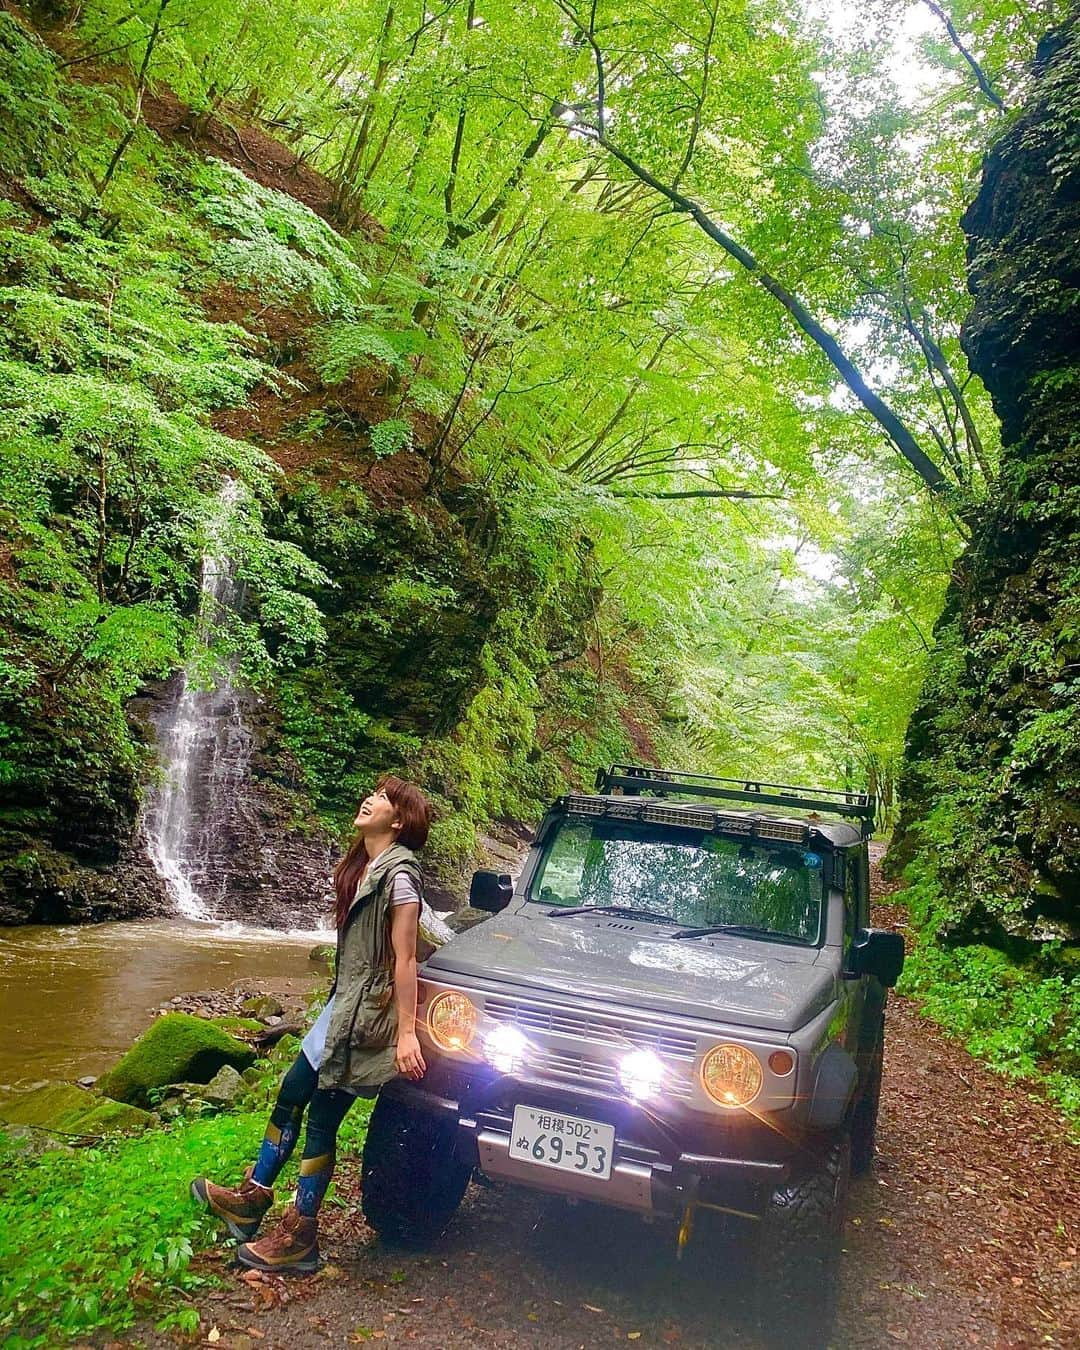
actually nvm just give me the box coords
[361,1094,471,1247]
[755,1132,851,1349]
[851,1028,884,1175]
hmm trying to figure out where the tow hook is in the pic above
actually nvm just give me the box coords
[677,1175,763,1256]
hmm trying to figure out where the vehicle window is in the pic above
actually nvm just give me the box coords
[532,819,824,944]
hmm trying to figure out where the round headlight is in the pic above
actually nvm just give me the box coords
[700,1043,763,1108]
[427,990,478,1052]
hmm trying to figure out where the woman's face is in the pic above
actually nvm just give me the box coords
[354,786,400,835]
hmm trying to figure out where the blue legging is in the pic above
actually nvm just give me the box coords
[251,1052,374,1216]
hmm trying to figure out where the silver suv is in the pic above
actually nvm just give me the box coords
[360,766,903,1344]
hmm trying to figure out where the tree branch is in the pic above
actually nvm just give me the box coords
[920,0,1007,112]
[608,488,785,499]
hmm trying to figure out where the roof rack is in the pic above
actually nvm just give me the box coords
[594,764,876,835]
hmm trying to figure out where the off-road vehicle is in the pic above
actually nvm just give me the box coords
[360,765,904,1342]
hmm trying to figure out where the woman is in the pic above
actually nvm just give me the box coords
[192,775,431,1273]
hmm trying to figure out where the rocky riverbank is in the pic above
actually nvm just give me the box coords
[0,965,326,1153]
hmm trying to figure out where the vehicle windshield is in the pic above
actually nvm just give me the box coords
[531,819,825,945]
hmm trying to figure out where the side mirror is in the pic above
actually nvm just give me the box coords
[469,870,514,913]
[850,929,905,987]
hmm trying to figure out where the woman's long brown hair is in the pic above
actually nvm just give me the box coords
[332,775,431,929]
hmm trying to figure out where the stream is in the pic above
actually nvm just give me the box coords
[0,919,327,1092]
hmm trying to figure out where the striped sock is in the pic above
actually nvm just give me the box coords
[251,1104,302,1188]
[295,1152,334,1218]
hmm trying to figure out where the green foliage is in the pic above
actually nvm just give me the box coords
[0,1085,372,1344]
[191,160,368,315]
[0,15,66,180]
[312,319,432,383]
[899,939,1080,1123]
[369,418,413,459]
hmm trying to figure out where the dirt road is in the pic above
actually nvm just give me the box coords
[152,876,1079,1350]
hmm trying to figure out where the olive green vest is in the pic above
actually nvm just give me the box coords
[317,843,424,1093]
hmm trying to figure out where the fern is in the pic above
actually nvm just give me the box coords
[191,159,368,315]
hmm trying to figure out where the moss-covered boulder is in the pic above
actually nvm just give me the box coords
[0,1082,154,1137]
[97,1013,255,1107]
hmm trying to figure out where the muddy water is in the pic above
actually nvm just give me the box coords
[0,920,328,1091]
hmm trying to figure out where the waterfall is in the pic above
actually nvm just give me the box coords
[145,481,255,921]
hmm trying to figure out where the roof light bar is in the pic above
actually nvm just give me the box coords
[595,765,876,836]
[565,796,723,832]
[566,794,605,816]
[757,820,808,844]
[642,804,715,830]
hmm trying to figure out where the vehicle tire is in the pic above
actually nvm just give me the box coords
[360,1094,471,1247]
[754,1132,851,1349]
[851,1030,884,1176]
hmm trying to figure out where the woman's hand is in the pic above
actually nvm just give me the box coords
[395,1030,426,1080]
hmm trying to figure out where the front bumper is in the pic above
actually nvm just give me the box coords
[382,1074,792,1219]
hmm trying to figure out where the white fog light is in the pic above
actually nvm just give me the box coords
[483,1024,528,1074]
[618,1049,665,1101]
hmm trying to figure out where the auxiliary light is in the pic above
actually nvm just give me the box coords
[618,1048,665,1101]
[483,1024,528,1074]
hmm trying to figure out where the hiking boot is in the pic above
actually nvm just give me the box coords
[236,1204,320,1274]
[191,1168,273,1241]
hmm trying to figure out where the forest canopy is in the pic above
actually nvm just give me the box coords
[0,0,1077,1102]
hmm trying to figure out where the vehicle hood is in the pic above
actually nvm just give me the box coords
[424,909,838,1033]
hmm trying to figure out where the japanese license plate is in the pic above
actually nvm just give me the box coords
[509,1105,615,1180]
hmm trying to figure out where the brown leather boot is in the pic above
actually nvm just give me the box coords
[191,1167,273,1241]
[236,1204,320,1274]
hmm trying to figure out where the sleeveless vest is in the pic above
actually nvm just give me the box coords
[317,842,424,1093]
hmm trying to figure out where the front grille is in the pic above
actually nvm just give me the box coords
[484,995,698,1061]
[530,1046,694,1100]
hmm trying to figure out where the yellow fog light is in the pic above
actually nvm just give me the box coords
[700,1043,763,1109]
[427,990,478,1052]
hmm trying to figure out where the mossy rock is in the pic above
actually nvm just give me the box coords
[309,943,335,970]
[0,1082,154,1137]
[97,1012,255,1107]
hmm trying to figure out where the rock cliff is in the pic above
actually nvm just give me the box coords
[891,19,1080,945]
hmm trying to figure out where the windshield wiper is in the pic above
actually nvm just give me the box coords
[672,923,790,941]
[546,904,677,924]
